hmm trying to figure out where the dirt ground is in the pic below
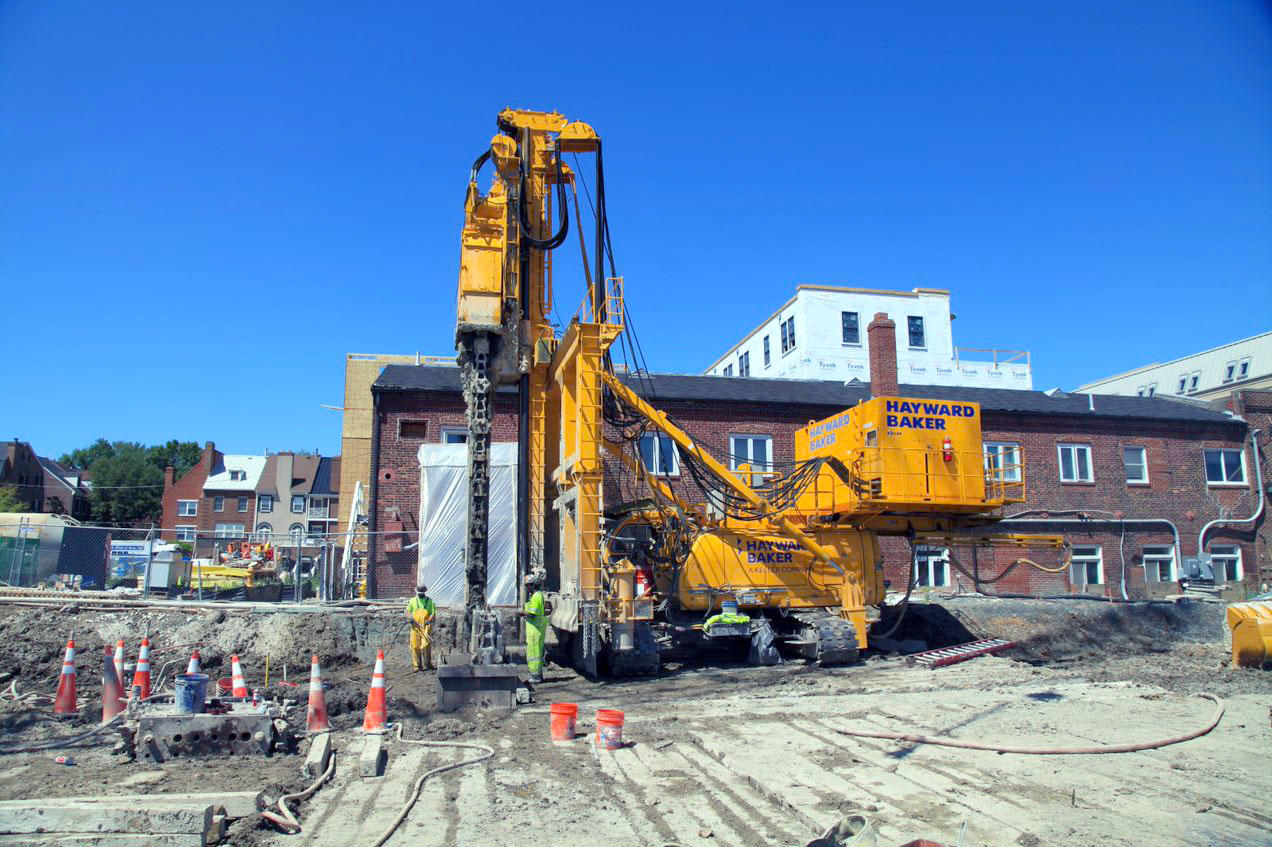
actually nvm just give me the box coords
[0,596,1269,846]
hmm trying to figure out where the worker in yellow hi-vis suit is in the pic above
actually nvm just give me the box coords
[406,582,436,671]
[518,575,548,683]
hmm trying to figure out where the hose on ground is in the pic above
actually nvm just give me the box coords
[260,744,337,833]
[368,723,495,847]
[0,715,124,754]
[835,692,1223,754]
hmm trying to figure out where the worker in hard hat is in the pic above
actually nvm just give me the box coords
[518,574,548,683]
[406,582,436,672]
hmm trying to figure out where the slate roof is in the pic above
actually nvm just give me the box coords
[373,365,1240,426]
[204,454,267,491]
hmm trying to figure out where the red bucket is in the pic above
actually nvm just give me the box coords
[595,708,625,750]
[216,677,233,694]
[549,702,578,742]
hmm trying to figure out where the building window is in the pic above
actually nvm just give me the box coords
[254,523,272,543]
[229,470,245,481]
[1176,375,1186,395]
[738,352,750,377]
[780,316,795,354]
[1209,545,1242,582]
[1146,384,1156,397]
[1223,361,1236,384]
[291,495,305,513]
[1142,546,1175,583]
[1122,446,1148,484]
[1203,448,1245,485]
[288,523,304,545]
[841,311,860,345]
[1238,358,1250,379]
[1070,546,1103,586]
[983,442,1021,483]
[1188,371,1200,393]
[907,316,926,349]
[638,434,679,476]
[213,496,224,512]
[399,420,429,439]
[214,522,246,540]
[914,547,949,587]
[441,427,468,444]
[723,364,733,376]
[1057,443,1093,483]
[763,335,770,368]
[259,495,273,513]
[237,496,249,513]
[178,500,198,517]
[175,525,197,542]
[729,435,772,472]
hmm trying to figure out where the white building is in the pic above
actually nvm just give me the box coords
[1075,330,1272,401]
[705,286,1032,389]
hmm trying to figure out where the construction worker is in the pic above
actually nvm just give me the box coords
[406,582,436,672]
[519,575,548,683]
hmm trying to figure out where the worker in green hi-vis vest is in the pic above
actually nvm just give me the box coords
[406,582,436,672]
[518,574,548,683]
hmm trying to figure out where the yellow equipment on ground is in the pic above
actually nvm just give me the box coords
[453,109,1062,675]
[1226,601,1272,668]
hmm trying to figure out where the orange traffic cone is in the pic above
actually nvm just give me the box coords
[306,654,330,733]
[113,639,125,693]
[53,636,77,715]
[101,645,124,722]
[362,649,388,733]
[131,638,152,700]
[186,649,201,674]
[230,655,248,698]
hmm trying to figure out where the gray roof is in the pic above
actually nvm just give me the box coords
[373,365,1240,426]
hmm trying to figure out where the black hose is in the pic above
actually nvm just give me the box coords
[518,152,569,250]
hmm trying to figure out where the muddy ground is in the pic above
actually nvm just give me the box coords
[0,596,1268,846]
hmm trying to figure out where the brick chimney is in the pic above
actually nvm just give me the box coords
[867,312,899,398]
[201,441,216,473]
[164,466,176,488]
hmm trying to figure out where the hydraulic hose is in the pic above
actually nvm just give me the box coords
[261,747,337,833]
[835,692,1223,755]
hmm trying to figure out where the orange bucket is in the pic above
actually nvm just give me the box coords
[595,708,625,750]
[549,702,578,741]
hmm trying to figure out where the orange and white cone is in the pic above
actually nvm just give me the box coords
[362,649,388,733]
[306,655,330,733]
[186,649,201,675]
[53,636,77,715]
[230,655,248,698]
[131,638,152,700]
[101,645,124,722]
[113,639,126,693]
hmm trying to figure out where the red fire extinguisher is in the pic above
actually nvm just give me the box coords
[941,435,953,462]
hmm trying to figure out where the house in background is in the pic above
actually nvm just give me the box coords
[1076,330,1272,401]
[37,457,92,520]
[2,440,45,512]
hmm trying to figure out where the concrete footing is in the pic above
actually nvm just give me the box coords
[360,732,387,777]
[304,731,334,778]
[0,791,261,845]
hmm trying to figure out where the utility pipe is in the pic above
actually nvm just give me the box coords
[1197,429,1264,576]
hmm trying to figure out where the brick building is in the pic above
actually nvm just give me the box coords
[2,440,46,512]
[367,344,1269,602]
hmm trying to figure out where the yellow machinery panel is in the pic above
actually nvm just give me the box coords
[794,396,1024,517]
[1227,601,1272,669]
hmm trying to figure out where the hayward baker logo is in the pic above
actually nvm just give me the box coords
[885,399,975,430]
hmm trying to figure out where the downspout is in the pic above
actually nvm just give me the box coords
[367,388,382,599]
[1197,429,1264,576]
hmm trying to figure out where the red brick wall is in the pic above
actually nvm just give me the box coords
[161,444,216,552]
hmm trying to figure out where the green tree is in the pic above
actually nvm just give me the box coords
[0,485,25,513]
[147,440,201,478]
[87,444,165,525]
[58,438,116,470]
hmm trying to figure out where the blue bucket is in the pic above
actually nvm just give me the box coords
[174,673,209,714]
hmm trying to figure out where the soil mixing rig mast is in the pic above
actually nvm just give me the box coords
[455,109,1063,675]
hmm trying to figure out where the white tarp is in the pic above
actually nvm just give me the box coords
[417,442,518,608]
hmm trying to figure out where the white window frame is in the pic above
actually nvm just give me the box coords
[1209,545,1242,582]
[1057,443,1093,483]
[1176,375,1187,395]
[440,427,468,444]
[291,495,305,513]
[1237,357,1250,379]
[1203,448,1246,486]
[762,335,771,368]
[1122,446,1148,485]
[729,434,773,473]
[259,494,273,514]
[1145,384,1156,397]
[229,470,245,481]
[237,496,249,513]
[214,522,246,540]
[638,433,679,477]
[178,499,198,517]
[175,525,197,542]
[906,315,926,349]
[254,523,272,543]
[1188,371,1200,393]
[983,442,1021,483]
[1070,546,1103,586]
[841,311,860,346]
[1142,546,1175,583]
[288,523,305,544]
[914,546,949,588]
[1223,361,1236,384]
[722,364,733,377]
[213,496,224,512]
[780,316,795,354]
[738,351,749,377]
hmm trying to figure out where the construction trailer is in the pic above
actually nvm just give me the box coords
[451,109,1063,677]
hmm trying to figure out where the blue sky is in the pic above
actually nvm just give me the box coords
[2,2,1270,458]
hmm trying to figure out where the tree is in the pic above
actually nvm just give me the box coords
[87,444,165,525]
[0,485,25,513]
[147,440,201,478]
[59,438,116,471]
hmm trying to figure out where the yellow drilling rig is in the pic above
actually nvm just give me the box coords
[453,109,1063,676]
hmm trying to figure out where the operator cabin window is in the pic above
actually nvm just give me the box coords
[914,547,949,588]
[639,434,679,476]
[1070,546,1103,586]
[983,442,1021,483]
[1142,546,1175,583]
[291,495,305,513]
[841,311,860,345]
[1057,443,1093,483]
[1122,446,1148,484]
[907,316,926,349]
[440,427,468,444]
[763,335,771,367]
[178,500,197,517]
[259,495,273,513]
[780,316,796,354]
[1210,545,1242,582]
[1203,448,1246,485]
[738,352,750,377]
